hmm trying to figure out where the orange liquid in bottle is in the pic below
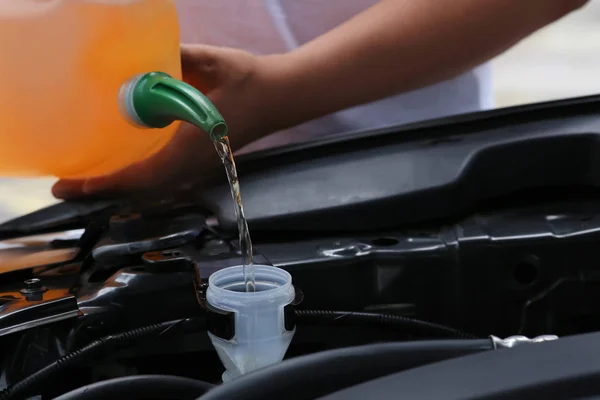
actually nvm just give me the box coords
[0,0,182,178]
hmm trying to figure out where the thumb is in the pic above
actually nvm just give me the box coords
[180,44,225,92]
[180,43,225,67]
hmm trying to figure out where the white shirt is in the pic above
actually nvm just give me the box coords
[175,0,493,152]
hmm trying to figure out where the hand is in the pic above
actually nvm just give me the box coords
[52,44,279,200]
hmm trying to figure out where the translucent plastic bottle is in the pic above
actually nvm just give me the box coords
[0,0,226,179]
[206,265,296,382]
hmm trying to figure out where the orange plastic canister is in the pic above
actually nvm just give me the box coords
[0,0,183,178]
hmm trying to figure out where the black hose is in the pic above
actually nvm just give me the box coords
[0,318,205,400]
[197,339,493,400]
[296,310,478,339]
[54,375,213,400]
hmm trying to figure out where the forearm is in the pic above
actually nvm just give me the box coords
[261,0,587,132]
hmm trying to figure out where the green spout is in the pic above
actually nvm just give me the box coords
[120,72,228,141]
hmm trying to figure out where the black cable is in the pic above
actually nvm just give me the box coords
[0,318,205,400]
[54,375,213,400]
[197,339,493,400]
[296,310,478,339]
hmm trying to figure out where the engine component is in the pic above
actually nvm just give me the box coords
[317,331,599,400]
[490,334,559,348]
[296,310,477,339]
[54,375,213,400]
[197,334,560,400]
[196,339,494,400]
[0,318,205,400]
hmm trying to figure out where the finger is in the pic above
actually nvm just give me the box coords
[180,44,221,64]
[82,124,215,196]
[82,163,161,195]
[52,179,86,200]
[51,160,166,198]
[181,44,219,72]
[180,44,223,91]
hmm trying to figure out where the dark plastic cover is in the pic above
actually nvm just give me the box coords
[200,95,600,232]
[319,331,600,400]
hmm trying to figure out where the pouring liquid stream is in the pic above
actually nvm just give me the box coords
[214,137,255,292]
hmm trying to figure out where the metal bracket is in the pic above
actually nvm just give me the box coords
[142,249,195,272]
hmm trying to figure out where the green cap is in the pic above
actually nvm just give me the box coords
[119,72,228,141]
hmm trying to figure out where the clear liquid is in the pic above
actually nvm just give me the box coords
[214,137,255,292]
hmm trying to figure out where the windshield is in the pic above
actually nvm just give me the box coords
[1,2,599,225]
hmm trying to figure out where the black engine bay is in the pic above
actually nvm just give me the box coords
[1,95,600,399]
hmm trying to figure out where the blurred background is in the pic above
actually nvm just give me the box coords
[1,2,599,223]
